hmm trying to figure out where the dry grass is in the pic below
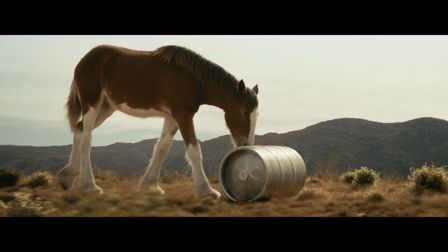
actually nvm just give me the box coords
[1,170,448,217]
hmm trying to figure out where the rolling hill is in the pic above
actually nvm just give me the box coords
[1,117,448,178]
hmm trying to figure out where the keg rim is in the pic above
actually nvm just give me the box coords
[219,145,270,202]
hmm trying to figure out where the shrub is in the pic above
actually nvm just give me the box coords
[339,167,380,186]
[354,167,380,185]
[367,192,385,202]
[26,171,53,188]
[408,164,448,193]
[340,171,356,184]
[0,168,20,189]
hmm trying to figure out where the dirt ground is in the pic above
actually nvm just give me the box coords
[1,171,448,217]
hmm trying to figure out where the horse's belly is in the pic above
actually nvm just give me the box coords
[103,90,171,119]
[117,103,170,118]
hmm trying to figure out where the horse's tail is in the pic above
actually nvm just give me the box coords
[66,80,82,133]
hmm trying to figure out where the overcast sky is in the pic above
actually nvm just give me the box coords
[1,35,448,146]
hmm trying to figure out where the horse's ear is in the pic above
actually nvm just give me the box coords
[238,80,246,94]
[253,84,259,95]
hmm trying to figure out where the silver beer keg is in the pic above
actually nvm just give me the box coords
[219,145,307,202]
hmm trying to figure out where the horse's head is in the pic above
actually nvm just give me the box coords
[225,80,259,147]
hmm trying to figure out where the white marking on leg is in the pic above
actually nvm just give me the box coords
[138,119,177,193]
[186,143,221,199]
[229,135,237,148]
[57,130,82,190]
[70,131,82,168]
[77,107,103,193]
[248,107,258,145]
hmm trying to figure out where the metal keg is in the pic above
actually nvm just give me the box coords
[219,145,307,202]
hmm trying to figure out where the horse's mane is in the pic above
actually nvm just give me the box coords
[153,45,241,98]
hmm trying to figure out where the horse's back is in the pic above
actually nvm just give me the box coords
[73,45,202,115]
[75,45,150,73]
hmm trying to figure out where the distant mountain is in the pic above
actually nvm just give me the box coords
[1,117,448,178]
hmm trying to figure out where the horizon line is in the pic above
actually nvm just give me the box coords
[1,116,445,148]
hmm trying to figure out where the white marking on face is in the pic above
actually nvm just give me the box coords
[248,107,258,145]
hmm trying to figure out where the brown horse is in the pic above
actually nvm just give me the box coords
[57,45,259,200]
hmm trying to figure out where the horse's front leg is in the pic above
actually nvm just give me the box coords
[138,118,178,194]
[175,114,221,200]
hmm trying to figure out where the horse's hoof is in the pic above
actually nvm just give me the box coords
[57,167,79,191]
[137,185,165,196]
[146,185,166,196]
[200,188,221,201]
[78,184,104,194]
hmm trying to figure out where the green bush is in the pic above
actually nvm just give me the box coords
[408,164,448,193]
[339,167,380,186]
[0,168,20,189]
[26,171,52,188]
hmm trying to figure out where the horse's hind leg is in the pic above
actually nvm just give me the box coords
[57,101,114,191]
[76,105,104,194]
[138,118,178,194]
[58,128,82,190]
[94,100,115,129]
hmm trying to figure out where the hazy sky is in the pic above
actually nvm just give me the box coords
[1,35,448,146]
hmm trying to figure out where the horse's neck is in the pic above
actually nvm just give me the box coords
[200,82,236,112]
